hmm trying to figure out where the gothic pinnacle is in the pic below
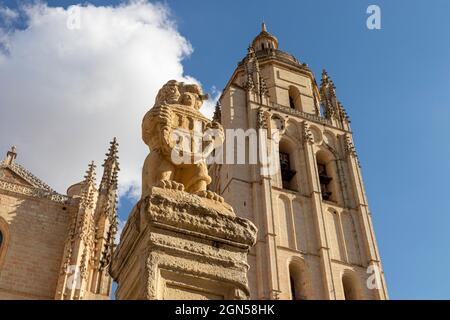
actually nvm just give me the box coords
[84,161,96,185]
[105,137,119,163]
[81,161,96,209]
[213,102,222,124]
[320,69,336,94]
[100,137,120,192]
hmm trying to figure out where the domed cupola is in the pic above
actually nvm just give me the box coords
[251,22,279,51]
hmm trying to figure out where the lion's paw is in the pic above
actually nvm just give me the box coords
[195,190,224,203]
[157,180,185,191]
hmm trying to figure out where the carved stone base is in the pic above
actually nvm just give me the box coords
[110,186,257,300]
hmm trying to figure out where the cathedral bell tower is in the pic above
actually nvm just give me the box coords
[210,23,388,300]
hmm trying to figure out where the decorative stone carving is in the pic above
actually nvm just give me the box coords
[344,134,361,167]
[243,46,269,98]
[269,101,332,126]
[112,81,258,300]
[337,102,350,123]
[257,109,269,129]
[243,46,257,92]
[302,121,314,144]
[56,144,120,300]
[80,161,96,210]
[259,75,269,98]
[319,70,351,126]
[0,146,55,193]
[111,186,257,300]
[0,180,69,203]
[270,114,286,135]
[141,80,224,198]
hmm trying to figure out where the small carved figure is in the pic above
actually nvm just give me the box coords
[141,80,224,199]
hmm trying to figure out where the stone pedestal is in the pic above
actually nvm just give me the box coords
[111,186,257,300]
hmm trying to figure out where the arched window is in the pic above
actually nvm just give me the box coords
[279,152,295,189]
[288,86,302,111]
[289,96,295,109]
[316,150,337,202]
[278,139,298,191]
[289,260,310,300]
[290,275,297,299]
[342,272,362,300]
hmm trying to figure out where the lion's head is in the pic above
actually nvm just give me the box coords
[154,80,208,110]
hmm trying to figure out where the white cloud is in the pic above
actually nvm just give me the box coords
[0,1,215,199]
[0,6,19,22]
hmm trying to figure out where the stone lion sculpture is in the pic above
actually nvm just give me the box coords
[141,80,224,200]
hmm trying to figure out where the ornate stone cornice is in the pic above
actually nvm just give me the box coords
[0,162,54,192]
[269,102,332,126]
[0,180,70,203]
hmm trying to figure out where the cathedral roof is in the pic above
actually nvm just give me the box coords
[0,146,55,192]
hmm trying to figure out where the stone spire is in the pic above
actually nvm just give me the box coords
[262,21,267,32]
[92,138,120,289]
[243,45,269,100]
[97,138,119,231]
[56,142,119,300]
[213,102,222,124]
[84,161,96,184]
[320,69,350,127]
[56,160,98,300]
[320,69,336,119]
[80,161,96,209]
[99,137,119,193]
[320,70,336,99]
[337,102,350,123]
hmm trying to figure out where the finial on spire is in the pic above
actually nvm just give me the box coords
[100,137,120,192]
[213,102,222,124]
[5,146,17,165]
[84,161,96,185]
[321,69,335,91]
[80,161,97,209]
[105,137,119,162]
[262,21,267,32]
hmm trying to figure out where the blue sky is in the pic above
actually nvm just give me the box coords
[2,0,450,299]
